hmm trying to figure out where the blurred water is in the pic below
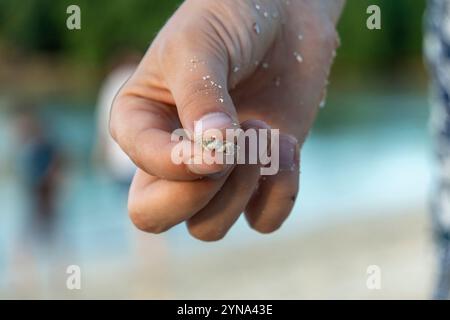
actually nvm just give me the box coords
[169,93,431,253]
[0,93,431,271]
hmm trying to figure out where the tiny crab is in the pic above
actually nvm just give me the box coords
[202,136,238,155]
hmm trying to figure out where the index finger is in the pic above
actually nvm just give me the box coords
[111,89,235,181]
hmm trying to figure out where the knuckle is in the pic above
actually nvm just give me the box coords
[109,93,128,144]
[109,101,120,143]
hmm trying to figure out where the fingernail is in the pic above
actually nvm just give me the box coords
[194,112,237,136]
[279,134,299,171]
[188,113,238,176]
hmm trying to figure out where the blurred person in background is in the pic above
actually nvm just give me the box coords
[426,0,450,300]
[94,51,140,189]
[14,106,62,246]
[10,105,63,294]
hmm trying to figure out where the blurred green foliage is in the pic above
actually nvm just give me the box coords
[0,0,182,62]
[0,0,426,71]
[337,0,426,71]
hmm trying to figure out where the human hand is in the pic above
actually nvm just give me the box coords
[110,0,344,241]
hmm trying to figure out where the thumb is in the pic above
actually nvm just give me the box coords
[163,44,240,175]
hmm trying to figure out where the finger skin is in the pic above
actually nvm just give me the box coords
[111,90,232,181]
[187,120,270,241]
[187,162,260,241]
[128,168,230,234]
[117,0,344,239]
[245,135,300,234]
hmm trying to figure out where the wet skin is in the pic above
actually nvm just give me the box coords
[110,0,345,241]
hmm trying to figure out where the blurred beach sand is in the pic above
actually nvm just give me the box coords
[4,208,434,300]
[166,210,435,300]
